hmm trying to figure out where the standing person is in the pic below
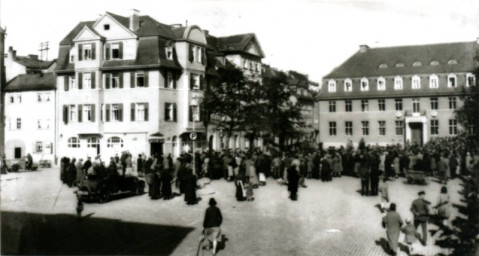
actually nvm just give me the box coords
[449,152,458,179]
[410,191,430,245]
[312,151,321,179]
[369,151,380,196]
[393,152,401,178]
[246,178,254,201]
[438,153,450,184]
[359,152,370,196]
[298,155,308,188]
[25,153,33,171]
[137,154,144,177]
[202,198,223,255]
[378,177,389,212]
[272,155,282,179]
[321,154,332,182]
[160,168,173,200]
[235,172,246,201]
[434,186,451,228]
[401,219,418,255]
[82,157,92,176]
[75,159,84,186]
[67,158,77,187]
[184,160,198,205]
[382,203,403,256]
[332,152,343,177]
[306,153,314,179]
[430,153,438,177]
[287,161,300,201]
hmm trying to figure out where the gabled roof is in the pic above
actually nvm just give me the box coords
[4,73,56,92]
[59,21,96,45]
[106,12,130,28]
[14,56,56,70]
[206,33,265,58]
[324,41,478,79]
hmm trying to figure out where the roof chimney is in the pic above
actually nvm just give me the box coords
[129,9,140,31]
[8,46,16,58]
[359,45,369,53]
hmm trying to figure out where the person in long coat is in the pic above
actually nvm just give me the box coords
[321,154,332,182]
[359,153,370,196]
[287,164,299,201]
[160,169,173,200]
[369,151,380,196]
[235,172,246,201]
[67,158,77,187]
[184,168,198,205]
[438,153,450,184]
[382,203,403,255]
[75,159,84,186]
[332,153,343,177]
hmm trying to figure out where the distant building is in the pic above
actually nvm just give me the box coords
[4,73,56,163]
[318,41,477,148]
[5,46,56,82]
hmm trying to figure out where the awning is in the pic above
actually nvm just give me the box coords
[149,132,165,143]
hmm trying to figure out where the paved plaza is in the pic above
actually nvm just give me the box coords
[1,167,464,255]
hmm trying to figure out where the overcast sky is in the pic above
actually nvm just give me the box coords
[2,0,479,82]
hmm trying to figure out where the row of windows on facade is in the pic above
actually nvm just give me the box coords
[7,118,50,130]
[328,97,458,113]
[243,59,261,73]
[73,42,205,64]
[62,103,204,124]
[62,71,204,91]
[67,136,124,148]
[327,73,475,92]
[8,92,52,104]
[327,119,468,137]
[378,60,458,69]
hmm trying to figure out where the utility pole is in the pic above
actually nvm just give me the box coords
[39,42,49,61]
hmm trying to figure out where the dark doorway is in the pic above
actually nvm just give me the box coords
[150,142,163,157]
[209,135,214,151]
[14,147,22,159]
[97,144,101,156]
[409,123,423,146]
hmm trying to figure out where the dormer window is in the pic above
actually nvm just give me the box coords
[166,47,173,60]
[395,63,405,68]
[136,72,145,87]
[344,79,352,92]
[412,75,421,89]
[377,77,386,91]
[430,61,440,66]
[448,59,458,65]
[466,73,475,87]
[360,78,369,91]
[328,80,336,92]
[379,64,388,69]
[429,74,439,88]
[394,76,403,90]
[70,55,74,63]
[412,61,422,67]
[447,74,457,87]
[104,24,110,30]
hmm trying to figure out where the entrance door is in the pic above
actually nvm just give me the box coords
[409,123,423,146]
[14,147,22,159]
[150,142,163,157]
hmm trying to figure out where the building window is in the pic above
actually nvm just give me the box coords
[329,122,337,136]
[190,73,201,90]
[467,119,476,135]
[344,79,352,92]
[107,136,124,148]
[83,44,92,60]
[9,94,14,103]
[166,72,175,89]
[69,105,76,122]
[429,75,439,88]
[430,97,438,110]
[35,142,43,153]
[345,121,353,136]
[135,104,145,121]
[165,103,177,121]
[87,137,99,148]
[37,92,50,103]
[68,137,80,148]
[412,98,420,113]
[111,73,120,88]
[104,24,110,30]
[70,76,76,90]
[449,97,457,109]
[37,119,49,130]
[378,121,386,136]
[328,80,336,92]
[361,121,369,136]
[190,45,203,63]
[136,72,145,87]
[166,47,173,60]
[361,100,369,112]
[329,101,336,112]
[16,118,21,130]
[395,99,403,111]
[466,73,475,87]
[112,104,121,121]
[345,100,352,112]
[431,120,439,135]
[360,78,369,91]
[377,77,386,91]
[447,74,457,87]
[83,73,92,89]
[412,75,421,89]
[189,105,201,122]
[83,105,92,121]
[395,120,404,135]
[449,119,457,135]
[394,76,403,90]
[378,99,385,111]
[111,43,120,59]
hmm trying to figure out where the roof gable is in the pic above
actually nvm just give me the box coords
[73,26,102,42]
[93,13,137,39]
[60,21,95,45]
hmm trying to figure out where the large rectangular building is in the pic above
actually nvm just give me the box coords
[318,41,477,148]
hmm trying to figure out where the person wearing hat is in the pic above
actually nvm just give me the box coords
[202,198,223,255]
[410,191,431,245]
[382,203,403,255]
[401,218,418,255]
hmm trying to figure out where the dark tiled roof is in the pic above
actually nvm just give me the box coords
[5,73,56,92]
[55,45,74,72]
[217,33,254,52]
[14,56,55,70]
[106,12,130,28]
[324,41,478,79]
[59,21,96,45]
[135,16,178,39]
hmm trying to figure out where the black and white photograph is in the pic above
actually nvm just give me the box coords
[1,0,478,255]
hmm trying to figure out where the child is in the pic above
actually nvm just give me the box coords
[246,178,254,201]
[378,176,389,213]
[401,218,418,255]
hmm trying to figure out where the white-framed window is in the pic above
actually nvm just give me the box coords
[37,92,50,103]
[344,79,352,92]
[328,80,336,92]
[360,78,369,91]
[190,73,201,90]
[377,77,386,91]
[243,59,249,69]
[112,105,120,121]
[447,74,457,87]
[87,137,99,148]
[412,98,420,113]
[70,55,75,63]
[137,104,145,121]
[395,99,403,111]
[378,121,386,136]
[68,137,80,148]
[70,76,76,90]
[449,97,457,109]
[431,120,439,135]
[394,76,403,90]
[9,94,14,103]
[466,73,475,87]
[83,105,92,121]
[107,136,124,148]
[449,119,458,135]
[136,72,145,87]
[166,72,175,89]
[83,44,92,60]
[361,100,368,112]
[190,105,200,121]
[412,61,422,67]
[165,103,176,121]
[111,73,120,88]
[35,141,43,153]
[83,73,92,89]
[69,105,76,122]
[16,118,21,130]
[395,120,404,135]
[345,121,353,136]
[345,100,352,112]
[429,74,439,88]
[412,75,421,89]
[329,122,337,136]
[329,101,336,112]
[111,43,120,59]
[15,93,22,103]
[361,121,369,136]
[195,46,202,63]
[166,47,173,60]
[378,99,385,111]
[430,97,438,110]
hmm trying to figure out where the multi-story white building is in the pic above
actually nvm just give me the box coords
[318,41,477,148]
[4,73,56,163]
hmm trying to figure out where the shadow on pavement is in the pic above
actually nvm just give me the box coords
[1,211,195,255]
